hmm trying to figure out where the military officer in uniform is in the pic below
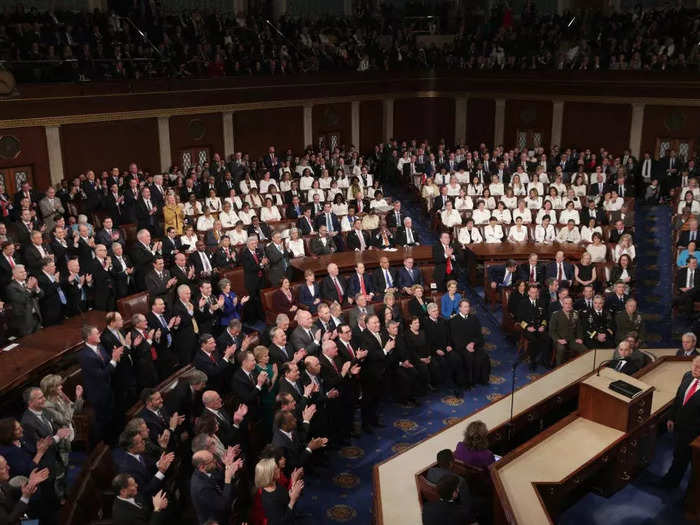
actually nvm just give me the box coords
[614,297,647,345]
[582,295,615,349]
[549,296,588,366]
[516,284,549,370]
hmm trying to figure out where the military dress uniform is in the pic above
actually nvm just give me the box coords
[549,310,588,366]
[516,297,549,369]
[614,310,647,345]
[582,308,615,348]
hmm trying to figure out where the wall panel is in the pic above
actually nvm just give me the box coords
[312,103,352,150]
[360,100,383,154]
[561,102,632,154]
[641,105,700,158]
[466,98,495,148]
[504,99,553,148]
[169,113,225,164]
[0,126,50,191]
[394,97,455,146]
[233,107,304,160]
[60,118,159,179]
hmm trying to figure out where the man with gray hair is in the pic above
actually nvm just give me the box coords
[130,228,162,290]
[607,340,641,375]
[677,332,699,358]
[240,234,267,321]
[6,263,43,336]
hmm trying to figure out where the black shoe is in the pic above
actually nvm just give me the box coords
[362,425,374,434]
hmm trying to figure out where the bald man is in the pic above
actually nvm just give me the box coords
[190,450,238,525]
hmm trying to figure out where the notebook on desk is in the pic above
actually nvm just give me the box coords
[609,380,643,399]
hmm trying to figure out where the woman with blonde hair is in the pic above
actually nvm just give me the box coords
[257,453,306,524]
[162,192,185,235]
[613,233,636,263]
[40,373,84,499]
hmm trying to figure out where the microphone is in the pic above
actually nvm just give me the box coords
[597,358,622,376]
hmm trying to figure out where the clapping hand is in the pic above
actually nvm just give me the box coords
[152,490,168,512]
[302,404,316,422]
[233,404,248,425]
[157,429,171,449]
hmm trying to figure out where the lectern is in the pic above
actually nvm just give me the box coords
[578,368,655,432]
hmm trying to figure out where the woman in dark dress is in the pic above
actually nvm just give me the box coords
[377,291,401,327]
[271,277,299,318]
[424,302,463,393]
[609,254,635,289]
[574,251,599,292]
[407,285,429,326]
[404,316,438,390]
[298,270,321,314]
[256,457,308,525]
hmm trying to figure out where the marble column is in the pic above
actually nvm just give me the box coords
[223,111,235,159]
[494,98,506,146]
[44,125,65,185]
[157,116,172,172]
[629,103,645,159]
[351,101,360,149]
[551,100,564,148]
[382,98,394,143]
[303,104,313,149]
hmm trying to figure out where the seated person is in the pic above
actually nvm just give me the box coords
[309,226,337,256]
[454,420,495,469]
[440,280,461,318]
[556,220,581,243]
[534,215,556,243]
[507,217,528,242]
[483,216,503,244]
[425,449,471,505]
[422,474,474,525]
[488,259,518,290]
[457,219,483,245]
[608,340,641,375]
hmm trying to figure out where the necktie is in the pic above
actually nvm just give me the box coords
[504,271,511,286]
[689,270,695,289]
[326,214,333,232]
[280,345,289,360]
[691,231,696,242]
[248,372,254,386]
[557,263,563,281]
[201,253,212,272]
[346,342,355,360]
[333,277,343,301]
[406,229,413,244]
[208,352,216,363]
[446,249,453,274]
[684,379,698,406]
[531,300,536,309]
[359,275,366,295]
[616,360,625,371]
[395,211,400,225]
[529,266,535,282]
[384,269,392,287]
[358,231,365,250]
[8,256,14,269]
[146,200,152,211]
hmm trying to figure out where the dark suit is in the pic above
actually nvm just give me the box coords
[516,263,546,287]
[607,357,641,375]
[296,215,316,235]
[664,371,700,485]
[270,427,312,474]
[319,274,347,304]
[112,497,166,525]
[265,241,291,287]
[230,368,262,420]
[90,257,116,311]
[395,226,420,247]
[346,229,371,251]
[130,242,156,291]
[432,243,460,291]
[0,482,28,525]
[398,266,424,291]
[385,210,404,229]
[145,269,171,302]
[545,260,574,288]
[23,243,49,276]
[110,254,134,298]
[135,199,159,234]
[309,236,337,256]
[100,328,139,419]
[448,314,489,386]
[77,344,116,442]
[674,267,700,315]
[422,499,472,525]
[359,329,390,427]
[190,470,235,525]
[346,272,374,299]
[372,266,399,295]
[678,230,700,248]
[112,449,163,498]
[192,350,233,394]
[314,212,340,233]
[247,223,272,241]
[37,271,65,326]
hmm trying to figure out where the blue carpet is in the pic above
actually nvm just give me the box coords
[634,204,673,347]
[302,181,543,523]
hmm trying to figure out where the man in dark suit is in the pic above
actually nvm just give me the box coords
[678,219,700,248]
[319,338,359,442]
[95,217,122,249]
[0,242,20,296]
[190,450,239,525]
[310,226,338,256]
[161,228,180,264]
[431,187,451,214]
[144,257,177,304]
[189,241,216,281]
[109,242,135,299]
[268,326,300,366]
[271,411,327,473]
[545,251,574,289]
[296,208,316,236]
[314,203,340,234]
[346,263,375,300]
[398,256,424,294]
[239,236,268,321]
[580,199,607,226]
[6,265,43,336]
[193,333,235,394]
[347,221,371,251]
[111,473,168,525]
[674,256,700,317]
[608,220,630,244]
[22,231,51,277]
[112,430,173,499]
[422,474,473,525]
[661,356,700,487]
[359,315,394,432]
[516,253,546,287]
[607,340,641,375]
[395,217,420,247]
[78,324,124,443]
[0,457,48,525]
[135,188,160,236]
[516,284,549,370]
[165,369,206,427]
[37,257,65,326]
[289,310,322,355]
[285,196,304,220]
[247,216,272,242]
[130,229,160,292]
[351,192,371,215]
[319,263,347,304]
[432,232,461,292]
[605,281,630,316]
[488,259,518,291]
[385,200,404,229]
[105,184,125,226]
[230,350,267,420]
[373,256,399,296]
[90,244,116,311]
[137,389,183,452]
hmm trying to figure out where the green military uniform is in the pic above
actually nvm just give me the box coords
[614,310,647,345]
[549,309,588,366]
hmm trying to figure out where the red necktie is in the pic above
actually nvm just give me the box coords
[557,264,562,281]
[8,257,14,269]
[333,277,343,301]
[346,343,355,360]
[209,352,216,363]
[684,379,698,406]
[445,248,452,275]
[529,266,535,282]
[359,276,366,295]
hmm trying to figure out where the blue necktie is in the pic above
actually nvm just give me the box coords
[159,315,172,346]
[385,270,392,287]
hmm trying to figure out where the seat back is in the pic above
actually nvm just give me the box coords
[416,473,440,505]
[117,291,150,320]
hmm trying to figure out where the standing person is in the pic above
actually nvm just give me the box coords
[240,235,268,322]
[448,300,490,387]
[359,315,395,433]
[433,232,464,292]
[516,284,549,370]
[661,356,700,487]
[6,265,43,336]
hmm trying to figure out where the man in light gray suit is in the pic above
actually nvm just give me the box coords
[348,293,375,330]
[38,186,65,234]
[6,264,43,336]
[289,310,324,356]
[264,231,292,288]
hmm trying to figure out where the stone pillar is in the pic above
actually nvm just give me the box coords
[382,98,394,143]
[351,101,360,149]
[303,104,313,149]
[157,116,172,172]
[629,103,645,159]
[223,111,235,159]
[454,95,468,146]
[494,98,506,147]
[551,100,564,149]
[44,125,65,185]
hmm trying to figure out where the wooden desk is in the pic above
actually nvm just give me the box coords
[0,311,107,399]
[373,348,678,525]
[289,246,433,275]
[289,242,584,277]
[491,358,689,525]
